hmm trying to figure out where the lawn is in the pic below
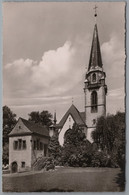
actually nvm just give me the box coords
[3,167,122,192]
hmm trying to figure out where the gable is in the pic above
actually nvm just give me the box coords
[9,118,31,136]
[57,104,86,129]
[9,118,49,137]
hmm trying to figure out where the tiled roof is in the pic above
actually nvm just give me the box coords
[57,104,86,128]
[9,118,49,137]
[80,112,85,122]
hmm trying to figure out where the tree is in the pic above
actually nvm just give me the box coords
[3,105,17,145]
[92,112,125,168]
[62,123,92,167]
[3,106,17,164]
[48,131,62,165]
[113,112,125,168]
[92,114,119,153]
[3,143,9,165]
[28,110,53,128]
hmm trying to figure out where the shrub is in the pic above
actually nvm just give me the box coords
[44,157,55,171]
[91,151,109,167]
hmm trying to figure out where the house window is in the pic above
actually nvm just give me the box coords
[37,139,40,150]
[40,142,43,150]
[18,139,22,150]
[23,140,26,149]
[21,162,25,168]
[93,119,96,125]
[13,139,27,150]
[91,91,98,113]
[14,141,18,150]
[92,73,96,82]
[34,141,36,150]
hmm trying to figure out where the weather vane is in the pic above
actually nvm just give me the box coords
[94,5,98,17]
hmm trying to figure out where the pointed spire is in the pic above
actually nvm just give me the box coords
[88,23,103,71]
[54,111,57,125]
[88,7,103,71]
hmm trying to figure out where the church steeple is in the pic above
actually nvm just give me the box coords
[54,111,57,125]
[88,6,103,71]
[88,24,103,71]
[84,7,107,142]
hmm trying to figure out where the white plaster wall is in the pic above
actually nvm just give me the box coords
[84,85,106,142]
[59,114,74,146]
[86,127,95,143]
[85,86,106,127]
[9,135,32,171]
[49,129,54,137]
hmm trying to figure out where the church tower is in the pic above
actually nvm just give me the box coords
[84,8,107,142]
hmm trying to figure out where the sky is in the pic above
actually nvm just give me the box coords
[3,2,125,122]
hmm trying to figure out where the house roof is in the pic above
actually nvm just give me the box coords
[57,104,86,128]
[80,112,85,122]
[9,117,49,137]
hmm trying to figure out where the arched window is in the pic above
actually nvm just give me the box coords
[91,91,98,112]
[92,73,96,82]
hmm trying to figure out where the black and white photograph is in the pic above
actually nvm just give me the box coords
[2,1,126,192]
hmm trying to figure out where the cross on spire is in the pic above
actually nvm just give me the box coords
[72,97,74,105]
[94,5,98,17]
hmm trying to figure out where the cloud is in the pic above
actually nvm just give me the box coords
[3,41,83,100]
[108,87,125,99]
[101,34,125,114]
[101,33,125,78]
[3,27,125,118]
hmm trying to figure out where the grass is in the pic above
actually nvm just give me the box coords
[3,167,121,192]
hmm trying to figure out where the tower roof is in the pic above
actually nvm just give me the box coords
[88,24,103,71]
[54,111,57,124]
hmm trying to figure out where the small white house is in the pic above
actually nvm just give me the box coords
[9,118,49,173]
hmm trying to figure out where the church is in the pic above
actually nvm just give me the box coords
[8,10,108,172]
[56,13,107,146]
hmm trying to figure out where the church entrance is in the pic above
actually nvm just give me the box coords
[11,161,18,173]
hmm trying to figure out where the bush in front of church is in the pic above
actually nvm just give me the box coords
[61,123,93,167]
[60,123,120,168]
[42,157,55,171]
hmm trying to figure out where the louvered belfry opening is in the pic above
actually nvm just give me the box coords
[91,91,98,113]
